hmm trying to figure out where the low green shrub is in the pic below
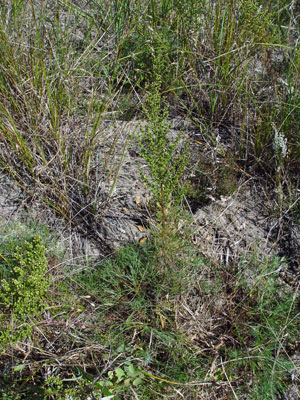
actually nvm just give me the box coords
[138,50,189,269]
[0,235,49,349]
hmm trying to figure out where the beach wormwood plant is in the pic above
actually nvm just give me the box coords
[138,52,189,267]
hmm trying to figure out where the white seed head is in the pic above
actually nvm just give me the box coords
[272,123,287,159]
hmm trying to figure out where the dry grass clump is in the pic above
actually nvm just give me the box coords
[175,256,300,399]
[0,1,133,248]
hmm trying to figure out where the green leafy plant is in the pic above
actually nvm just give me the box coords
[0,235,49,348]
[138,50,189,268]
[102,363,144,391]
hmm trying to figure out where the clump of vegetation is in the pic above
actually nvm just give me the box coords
[222,256,300,399]
[138,50,189,268]
[0,223,299,399]
[139,54,188,210]
[0,235,49,348]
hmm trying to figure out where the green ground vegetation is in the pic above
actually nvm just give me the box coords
[0,0,299,399]
[0,224,299,399]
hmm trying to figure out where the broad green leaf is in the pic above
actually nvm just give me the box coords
[13,364,26,372]
[133,377,143,386]
[116,344,125,352]
[115,367,125,382]
[124,378,131,387]
[108,371,114,379]
[127,364,139,378]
